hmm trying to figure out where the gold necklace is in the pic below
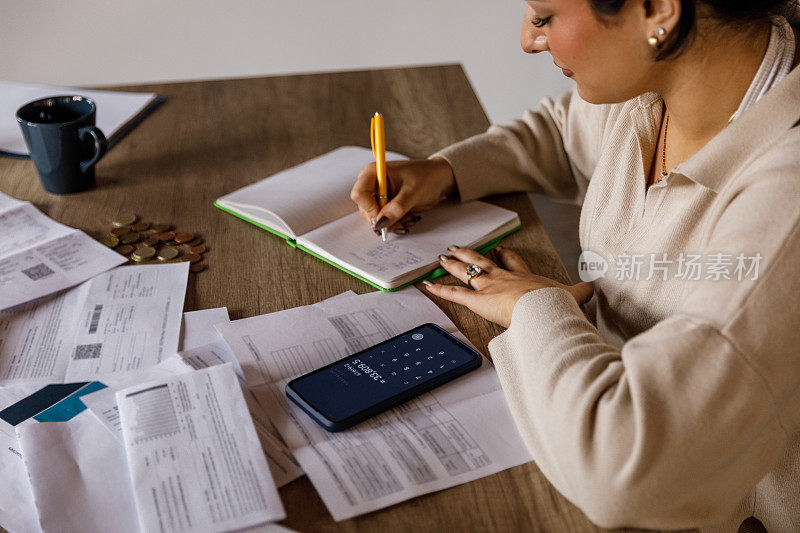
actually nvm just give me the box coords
[659,112,670,182]
[657,110,737,184]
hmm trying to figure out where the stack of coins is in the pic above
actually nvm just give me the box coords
[100,213,209,273]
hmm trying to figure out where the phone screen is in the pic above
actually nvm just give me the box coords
[287,324,481,426]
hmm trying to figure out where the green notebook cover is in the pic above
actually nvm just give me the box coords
[214,200,520,292]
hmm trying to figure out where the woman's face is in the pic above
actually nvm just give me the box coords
[522,0,657,104]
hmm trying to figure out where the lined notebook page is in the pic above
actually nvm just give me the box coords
[298,201,520,286]
[218,146,407,238]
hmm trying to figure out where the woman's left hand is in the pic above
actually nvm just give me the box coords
[423,246,594,328]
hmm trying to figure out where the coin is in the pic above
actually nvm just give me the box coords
[119,232,140,245]
[189,244,207,254]
[132,246,156,262]
[174,232,195,244]
[155,231,176,242]
[98,235,118,248]
[111,226,130,237]
[112,214,137,227]
[157,246,180,261]
[142,237,159,247]
[116,244,135,255]
[186,237,204,247]
[182,253,201,264]
[189,262,207,273]
[151,224,171,233]
[131,221,150,232]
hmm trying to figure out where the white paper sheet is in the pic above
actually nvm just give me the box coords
[81,354,195,438]
[0,194,126,310]
[178,307,246,383]
[180,307,231,351]
[0,383,47,533]
[82,353,304,490]
[0,262,189,384]
[17,410,140,533]
[215,290,533,521]
[117,364,285,533]
[0,80,158,156]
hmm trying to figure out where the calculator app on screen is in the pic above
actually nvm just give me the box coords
[286,323,482,430]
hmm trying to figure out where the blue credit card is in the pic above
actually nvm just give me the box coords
[0,381,107,426]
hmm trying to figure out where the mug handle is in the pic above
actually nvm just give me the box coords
[78,126,108,173]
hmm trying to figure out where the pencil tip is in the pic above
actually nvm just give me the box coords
[381,228,387,242]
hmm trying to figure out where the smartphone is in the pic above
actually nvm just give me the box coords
[285,323,482,432]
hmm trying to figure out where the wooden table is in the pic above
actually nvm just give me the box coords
[0,65,635,532]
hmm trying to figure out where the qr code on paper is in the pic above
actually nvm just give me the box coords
[73,343,103,360]
[22,263,55,281]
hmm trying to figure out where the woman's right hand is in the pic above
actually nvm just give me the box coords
[350,157,458,233]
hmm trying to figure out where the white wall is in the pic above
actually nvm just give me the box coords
[0,0,575,125]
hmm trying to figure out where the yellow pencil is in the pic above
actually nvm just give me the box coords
[370,112,388,241]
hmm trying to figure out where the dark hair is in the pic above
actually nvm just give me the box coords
[588,0,797,60]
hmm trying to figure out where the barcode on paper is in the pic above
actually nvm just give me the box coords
[73,343,103,360]
[21,263,55,281]
[88,304,103,334]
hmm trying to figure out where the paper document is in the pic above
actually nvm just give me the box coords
[0,262,188,384]
[83,355,303,489]
[0,80,160,156]
[0,383,47,533]
[175,308,304,487]
[17,411,140,533]
[0,192,126,310]
[178,307,246,383]
[216,290,532,521]
[81,355,195,438]
[117,364,285,532]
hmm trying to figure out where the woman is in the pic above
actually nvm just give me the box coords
[351,0,800,530]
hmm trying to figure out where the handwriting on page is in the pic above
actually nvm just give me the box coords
[348,242,424,273]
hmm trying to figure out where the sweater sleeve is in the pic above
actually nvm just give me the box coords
[433,87,614,203]
[488,166,800,529]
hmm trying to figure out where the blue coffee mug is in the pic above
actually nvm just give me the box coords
[16,95,107,195]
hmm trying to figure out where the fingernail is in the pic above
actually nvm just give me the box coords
[438,254,449,263]
[393,228,409,235]
[447,245,459,252]
[374,216,390,231]
[370,217,376,227]
[422,280,433,287]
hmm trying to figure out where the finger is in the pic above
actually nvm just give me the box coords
[350,164,380,222]
[374,189,415,231]
[445,246,497,272]
[494,247,530,274]
[566,281,594,304]
[437,254,491,290]
[421,280,476,307]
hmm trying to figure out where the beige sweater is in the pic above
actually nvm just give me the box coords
[436,19,800,533]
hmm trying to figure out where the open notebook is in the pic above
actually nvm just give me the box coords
[215,146,521,291]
